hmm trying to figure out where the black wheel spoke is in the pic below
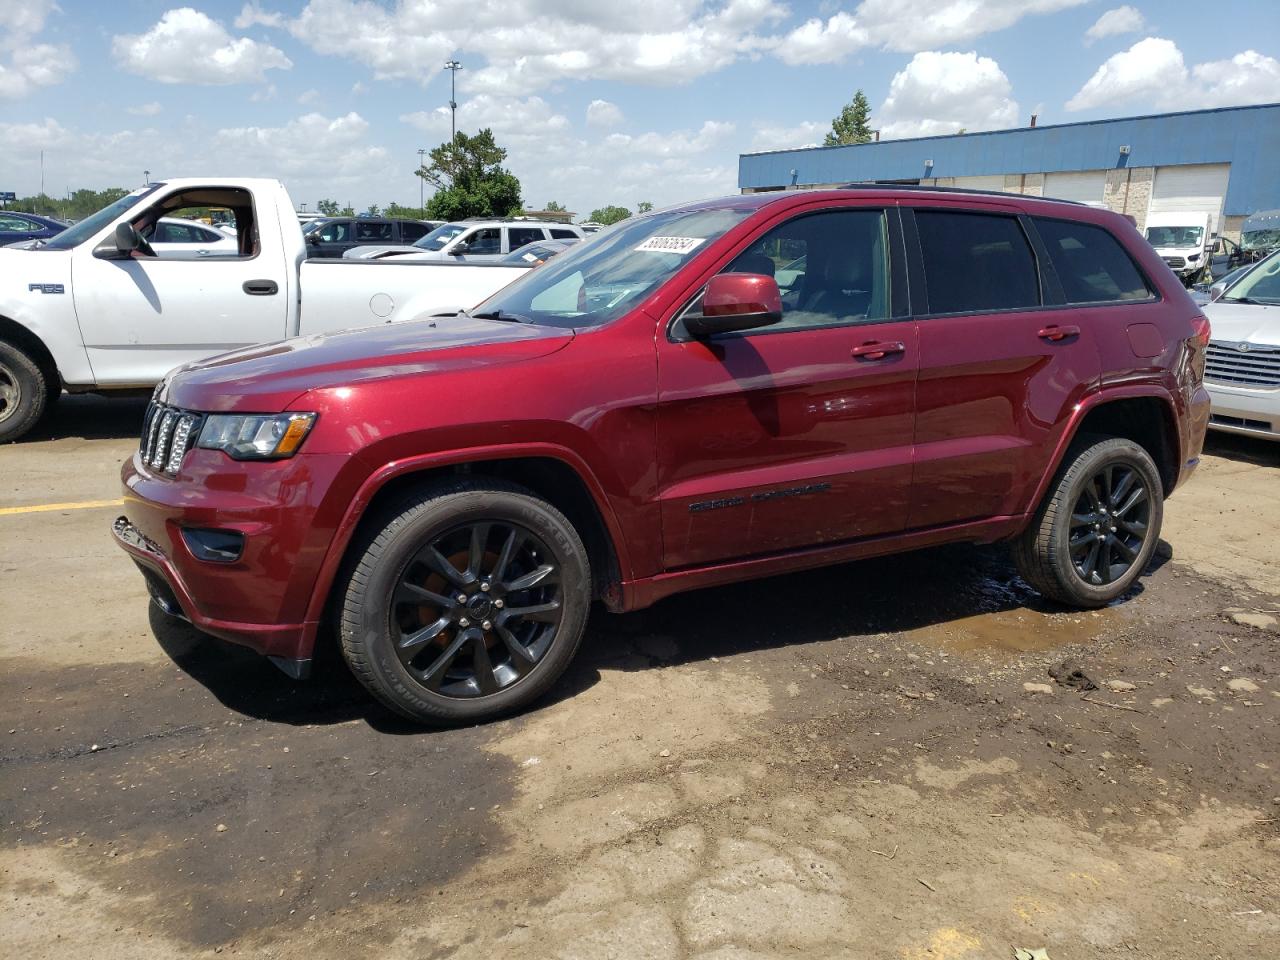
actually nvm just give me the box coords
[1070,511,1096,528]
[1096,538,1114,583]
[1114,486,1147,519]
[397,616,451,663]
[505,563,557,592]
[491,527,524,584]
[425,546,469,587]
[414,628,468,683]
[1119,518,1147,537]
[467,523,491,580]
[395,582,455,609]
[1110,468,1136,508]
[503,600,561,623]
[1070,531,1098,556]
[1081,538,1101,582]
[496,624,537,675]
[1110,534,1138,562]
[471,633,499,695]
[1100,465,1115,506]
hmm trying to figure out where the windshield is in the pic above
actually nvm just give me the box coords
[1220,250,1280,304]
[1146,225,1203,248]
[473,206,754,328]
[1242,227,1280,253]
[39,184,163,251]
[414,223,469,250]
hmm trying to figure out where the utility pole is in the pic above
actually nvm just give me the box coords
[144,169,150,186]
[40,150,45,198]
[444,59,462,144]
[417,147,426,212]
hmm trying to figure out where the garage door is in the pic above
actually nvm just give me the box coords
[1043,170,1107,207]
[1148,163,1230,235]
[951,175,1008,193]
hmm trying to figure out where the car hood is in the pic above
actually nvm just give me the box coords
[162,314,575,412]
[1202,301,1280,348]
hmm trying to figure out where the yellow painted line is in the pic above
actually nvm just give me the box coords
[0,498,125,516]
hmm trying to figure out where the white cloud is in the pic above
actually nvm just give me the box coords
[1084,6,1145,44]
[1066,38,1280,112]
[112,7,292,85]
[401,95,571,148]
[127,102,163,116]
[750,119,827,151]
[0,0,76,98]
[586,99,624,127]
[774,0,1088,64]
[878,51,1019,138]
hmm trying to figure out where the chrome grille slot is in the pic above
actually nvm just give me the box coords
[138,402,204,476]
[1162,256,1186,269]
[1205,342,1280,388]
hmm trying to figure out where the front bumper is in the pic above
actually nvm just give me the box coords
[112,449,354,664]
[1206,381,1280,440]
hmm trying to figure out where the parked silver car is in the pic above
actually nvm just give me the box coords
[1203,249,1280,441]
[344,219,584,261]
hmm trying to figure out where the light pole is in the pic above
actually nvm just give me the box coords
[417,147,427,213]
[143,169,150,186]
[444,59,462,144]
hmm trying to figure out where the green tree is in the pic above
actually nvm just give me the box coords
[545,200,565,212]
[315,198,340,216]
[384,202,427,219]
[12,187,130,220]
[824,90,874,146]
[418,129,523,221]
[364,203,382,217]
[636,201,653,214]
[589,205,631,225]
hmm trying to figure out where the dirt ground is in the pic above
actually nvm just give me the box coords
[2,396,1277,960]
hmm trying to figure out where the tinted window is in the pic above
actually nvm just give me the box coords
[317,220,351,242]
[154,222,202,243]
[916,210,1040,314]
[718,209,890,331]
[508,227,545,250]
[0,215,36,232]
[356,220,393,241]
[1034,217,1153,303]
[399,222,430,242]
[464,228,501,255]
[550,228,578,240]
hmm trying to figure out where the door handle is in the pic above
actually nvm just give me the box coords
[1037,324,1080,342]
[851,340,906,361]
[243,279,278,296]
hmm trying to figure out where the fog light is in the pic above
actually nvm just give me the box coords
[182,528,245,563]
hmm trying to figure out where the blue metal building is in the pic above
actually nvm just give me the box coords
[738,103,1280,239]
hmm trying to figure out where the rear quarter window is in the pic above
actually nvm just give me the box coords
[915,210,1040,314]
[1033,217,1154,303]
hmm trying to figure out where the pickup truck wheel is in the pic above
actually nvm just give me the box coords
[339,479,591,726]
[0,341,49,443]
[1013,437,1163,608]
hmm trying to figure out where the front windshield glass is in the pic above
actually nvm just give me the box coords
[1221,250,1280,304]
[1146,225,1203,247]
[473,206,754,328]
[1242,227,1280,253]
[40,184,163,251]
[414,223,468,250]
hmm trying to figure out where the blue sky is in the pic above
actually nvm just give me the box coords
[3,0,1278,217]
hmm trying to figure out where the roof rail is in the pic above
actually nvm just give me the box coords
[836,182,1083,204]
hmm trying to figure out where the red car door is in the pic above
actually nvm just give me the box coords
[904,204,1102,528]
[655,205,918,570]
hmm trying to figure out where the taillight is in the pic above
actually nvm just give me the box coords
[1191,314,1211,348]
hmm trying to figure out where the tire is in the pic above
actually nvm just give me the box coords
[0,340,50,443]
[1013,436,1164,608]
[338,477,591,725]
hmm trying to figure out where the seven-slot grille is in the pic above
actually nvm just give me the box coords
[1162,256,1187,269]
[1205,341,1280,388]
[140,402,204,475]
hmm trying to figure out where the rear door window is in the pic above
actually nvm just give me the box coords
[399,222,431,242]
[915,210,1040,314]
[1033,217,1153,303]
[356,220,393,242]
[464,228,501,255]
[507,227,546,251]
[550,228,578,240]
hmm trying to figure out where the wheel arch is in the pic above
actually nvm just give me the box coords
[1028,388,1181,517]
[305,446,630,634]
[0,314,59,388]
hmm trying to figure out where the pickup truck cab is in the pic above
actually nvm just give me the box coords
[112,186,1212,726]
[347,219,584,261]
[1146,212,1214,286]
[0,178,541,441]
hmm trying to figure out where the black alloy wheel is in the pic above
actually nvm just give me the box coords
[392,521,563,698]
[1067,463,1150,586]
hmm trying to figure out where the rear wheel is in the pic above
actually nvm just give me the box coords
[339,478,591,725]
[1013,437,1163,608]
[0,341,50,443]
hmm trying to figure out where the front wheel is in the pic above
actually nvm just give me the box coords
[0,341,50,443]
[1013,437,1164,608]
[338,478,591,725]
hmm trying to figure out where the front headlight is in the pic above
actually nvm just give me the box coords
[1187,253,1201,262]
[197,412,317,460]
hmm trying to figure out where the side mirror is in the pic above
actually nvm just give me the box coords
[305,233,320,244]
[684,273,783,338]
[450,241,469,255]
[1209,281,1227,302]
[1212,239,1223,253]
[93,222,144,260]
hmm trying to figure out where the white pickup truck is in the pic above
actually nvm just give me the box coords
[0,178,532,441]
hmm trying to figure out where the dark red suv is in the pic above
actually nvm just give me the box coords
[113,187,1212,725]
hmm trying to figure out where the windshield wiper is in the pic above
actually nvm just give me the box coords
[468,309,529,324]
